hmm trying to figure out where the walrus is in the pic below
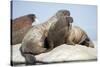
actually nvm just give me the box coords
[65,25,94,48]
[20,10,71,65]
[12,14,36,31]
[47,16,73,51]
[12,14,36,45]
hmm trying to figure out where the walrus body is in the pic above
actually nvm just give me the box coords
[47,12,73,51]
[65,26,94,48]
[12,14,36,45]
[20,10,71,64]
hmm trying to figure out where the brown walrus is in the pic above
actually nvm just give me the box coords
[20,10,71,65]
[12,14,36,45]
[65,25,94,48]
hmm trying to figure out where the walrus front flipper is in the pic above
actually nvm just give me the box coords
[20,40,47,65]
[24,53,36,65]
[19,46,36,65]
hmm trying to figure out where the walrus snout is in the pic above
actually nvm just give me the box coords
[66,16,73,23]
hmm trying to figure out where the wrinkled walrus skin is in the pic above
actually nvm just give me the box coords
[20,10,71,65]
[65,26,94,48]
[12,14,36,45]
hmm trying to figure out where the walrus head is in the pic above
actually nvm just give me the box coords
[56,10,73,23]
[27,14,36,22]
[54,10,73,29]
